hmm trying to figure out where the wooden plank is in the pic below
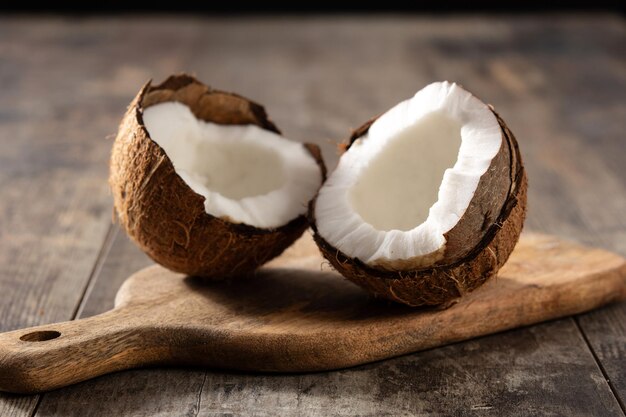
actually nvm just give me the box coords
[545,38,626,413]
[73,228,152,319]
[578,305,626,412]
[0,395,38,417]
[26,14,624,416]
[482,19,626,409]
[0,17,140,416]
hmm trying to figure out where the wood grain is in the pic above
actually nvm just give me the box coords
[0,14,624,416]
[0,17,131,416]
[1,232,624,393]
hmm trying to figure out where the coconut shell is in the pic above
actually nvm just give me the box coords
[310,107,526,306]
[110,74,325,279]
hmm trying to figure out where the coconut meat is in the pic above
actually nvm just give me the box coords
[143,102,322,229]
[315,81,503,267]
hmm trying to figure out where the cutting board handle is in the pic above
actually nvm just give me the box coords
[0,308,158,393]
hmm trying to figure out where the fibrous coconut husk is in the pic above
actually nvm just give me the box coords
[110,74,325,279]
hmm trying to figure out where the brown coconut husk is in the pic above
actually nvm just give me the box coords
[310,107,526,306]
[110,74,326,279]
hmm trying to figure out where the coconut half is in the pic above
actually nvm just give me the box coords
[310,81,526,306]
[110,74,325,279]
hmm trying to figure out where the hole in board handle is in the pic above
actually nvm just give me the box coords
[20,330,61,342]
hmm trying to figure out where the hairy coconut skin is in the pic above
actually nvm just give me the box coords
[310,107,526,306]
[110,74,325,279]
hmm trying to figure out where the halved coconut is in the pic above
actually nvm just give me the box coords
[110,74,325,279]
[310,81,526,306]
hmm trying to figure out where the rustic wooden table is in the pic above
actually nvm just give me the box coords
[0,14,624,417]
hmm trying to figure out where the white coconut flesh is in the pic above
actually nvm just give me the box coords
[142,102,322,229]
[315,81,503,267]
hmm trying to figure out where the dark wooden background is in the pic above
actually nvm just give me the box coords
[0,14,624,416]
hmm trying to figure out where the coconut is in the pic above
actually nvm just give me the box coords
[310,81,527,306]
[110,74,325,279]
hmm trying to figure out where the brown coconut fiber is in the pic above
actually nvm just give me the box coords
[310,107,527,307]
[110,74,325,279]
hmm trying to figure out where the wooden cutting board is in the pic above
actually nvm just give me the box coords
[1,232,625,394]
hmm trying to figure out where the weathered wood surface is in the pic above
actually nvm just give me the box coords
[0,14,624,416]
[1,233,624,393]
